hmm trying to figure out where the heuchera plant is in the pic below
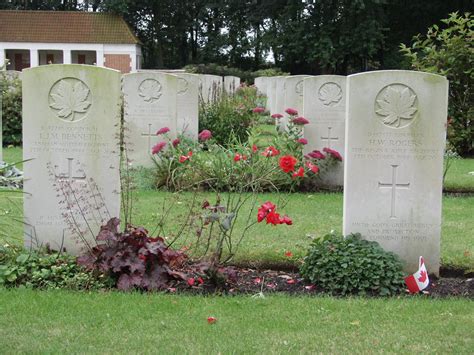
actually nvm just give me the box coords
[77,218,188,291]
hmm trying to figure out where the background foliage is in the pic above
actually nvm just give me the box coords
[401,12,473,157]
[1,0,471,75]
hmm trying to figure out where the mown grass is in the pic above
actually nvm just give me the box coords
[444,157,474,192]
[0,289,473,353]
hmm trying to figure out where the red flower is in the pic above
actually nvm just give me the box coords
[138,254,147,261]
[179,151,193,163]
[285,108,298,116]
[292,116,309,125]
[262,146,280,157]
[279,215,293,225]
[197,277,204,285]
[257,201,276,222]
[252,144,258,153]
[279,155,298,173]
[187,278,195,286]
[305,284,316,291]
[151,141,166,155]
[284,251,293,257]
[156,127,170,135]
[323,147,343,161]
[254,277,262,284]
[207,317,218,324]
[271,113,283,119]
[305,161,319,174]
[266,210,281,225]
[172,138,180,147]
[234,153,247,162]
[287,279,296,285]
[297,138,308,145]
[198,129,212,141]
[307,150,325,160]
[292,166,305,179]
[252,107,265,113]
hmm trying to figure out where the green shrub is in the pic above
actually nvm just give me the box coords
[0,72,22,146]
[400,12,473,156]
[199,84,259,146]
[300,233,405,296]
[0,245,109,290]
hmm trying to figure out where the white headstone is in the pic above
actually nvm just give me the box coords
[254,76,269,109]
[284,75,308,114]
[224,76,240,95]
[174,73,199,140]
[343,70,448,276]
[199,74,223,103]
[22,65,122,254]
[267,76,277,114]
[303,75,346,186]
[123,72,178,167]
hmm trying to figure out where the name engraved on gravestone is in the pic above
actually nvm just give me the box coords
[343,70,448,275]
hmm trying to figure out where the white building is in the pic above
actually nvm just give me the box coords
[0,10,142,73]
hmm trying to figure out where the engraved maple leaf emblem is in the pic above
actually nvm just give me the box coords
[139,79,162,102]
[319,83,342,106]
[49,80,91,121]
[376,86,417,127]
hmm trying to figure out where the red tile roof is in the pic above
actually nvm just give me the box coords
[0,10,140,44]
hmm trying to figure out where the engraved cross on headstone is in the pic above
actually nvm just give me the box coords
[378,164,410,219]
[55,158,86,182]
[141,123,155,153]
[321,127,339,148]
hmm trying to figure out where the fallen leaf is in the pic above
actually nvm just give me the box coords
[350,320,360,326]
[266,283,277,289]
[284,251,293,257]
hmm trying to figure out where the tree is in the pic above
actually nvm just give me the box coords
[401,12,473,156]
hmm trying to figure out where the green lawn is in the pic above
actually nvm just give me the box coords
[0,289,472,353]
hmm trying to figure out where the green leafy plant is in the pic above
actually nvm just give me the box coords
[300,232,405,296]
[400,12,473,156]
[0,245,108,290]
[199,84,259,146]
[0,71,22,146]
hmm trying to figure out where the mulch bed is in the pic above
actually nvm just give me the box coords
[170,267,474,298]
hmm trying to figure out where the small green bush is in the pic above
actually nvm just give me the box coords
[0,245,109,290]
[1,72,22,146]
[300,233,405,296]
[199,84,259,146]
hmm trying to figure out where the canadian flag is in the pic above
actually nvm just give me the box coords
[404,256,430,293]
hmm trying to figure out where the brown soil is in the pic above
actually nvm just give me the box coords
[170,267,474,298]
